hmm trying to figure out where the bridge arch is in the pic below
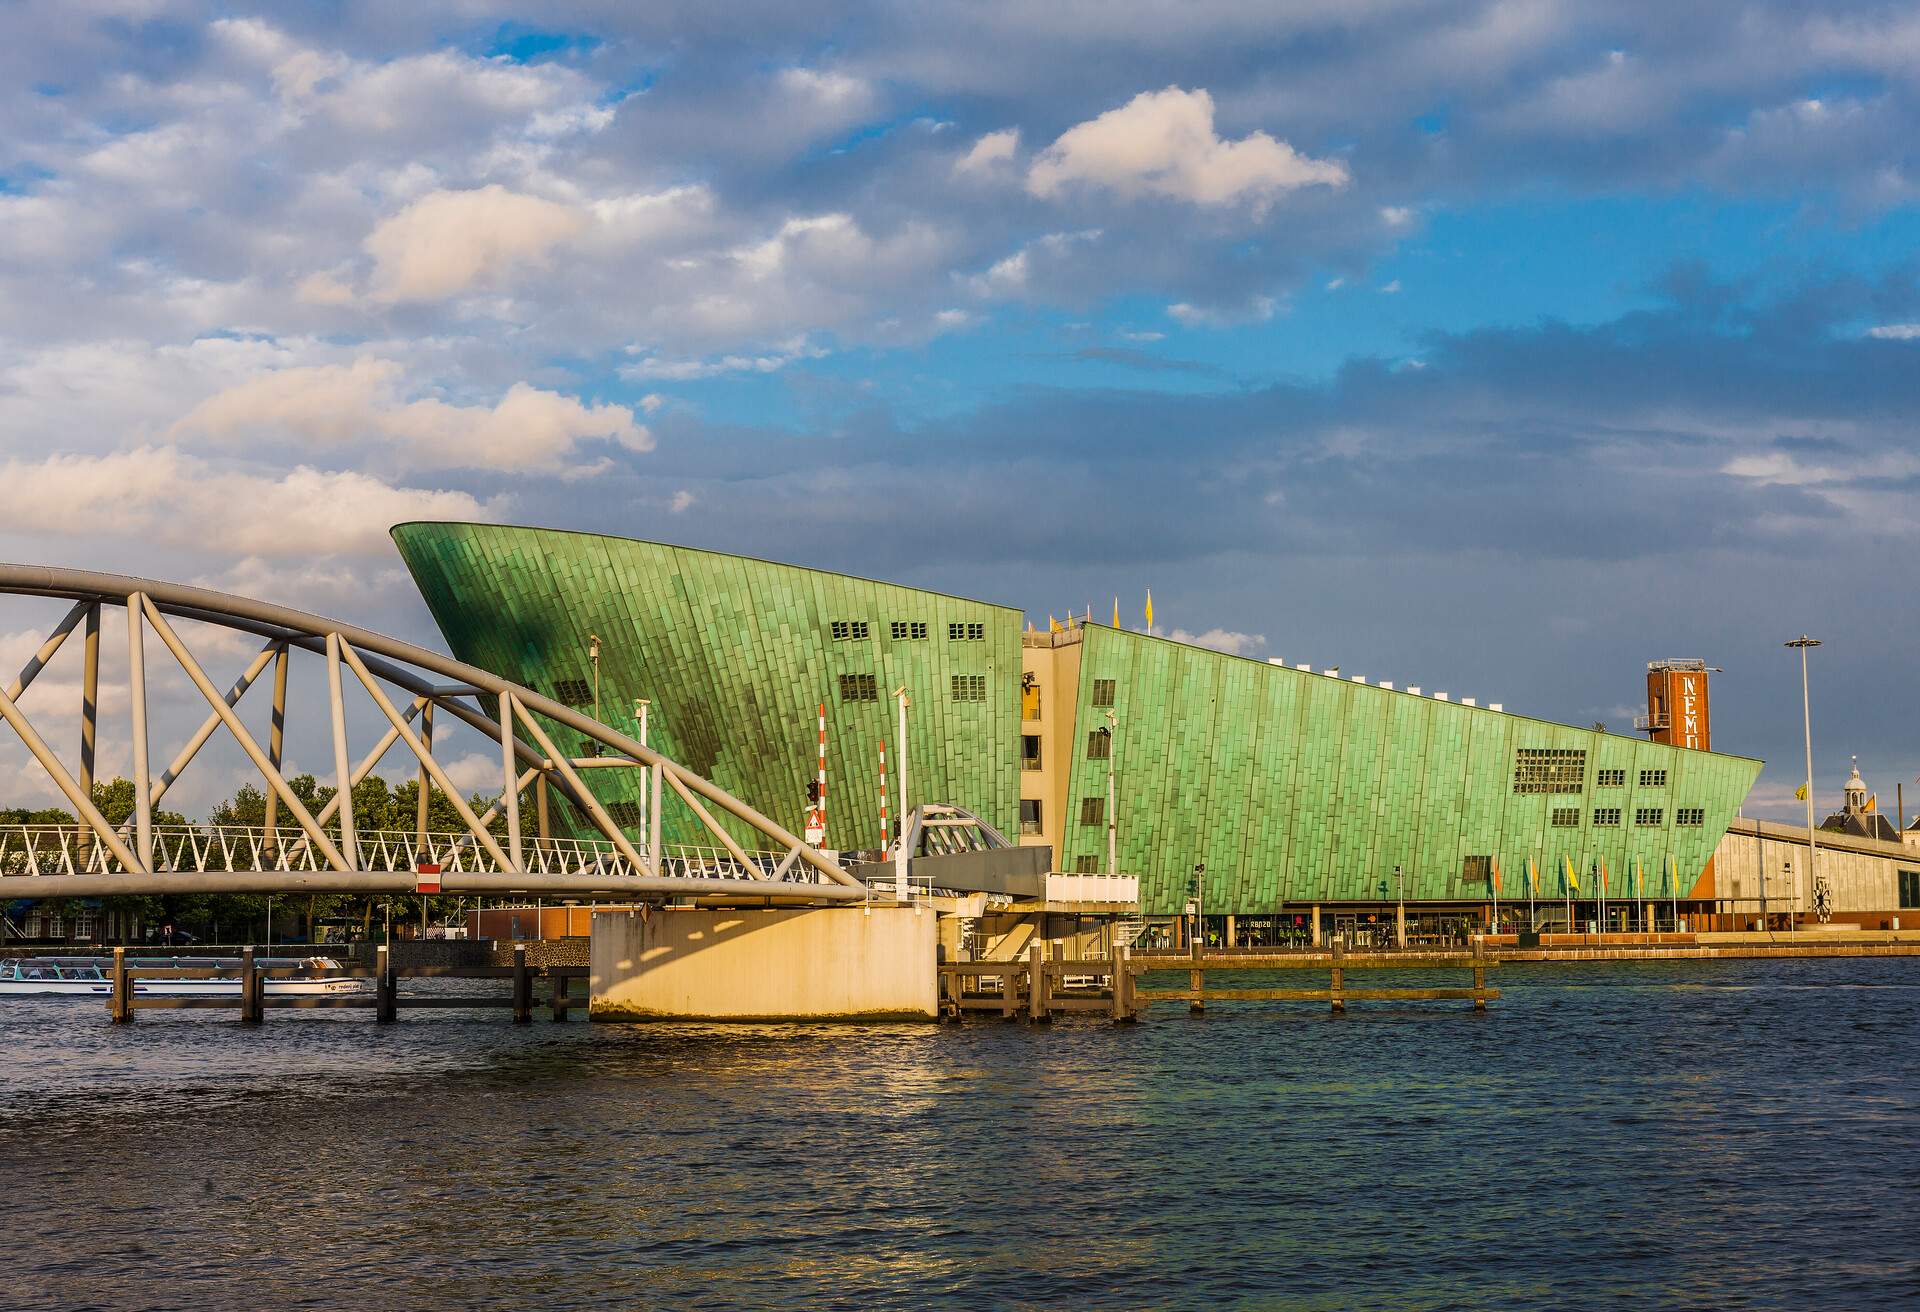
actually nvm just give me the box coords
[0,564,864,903]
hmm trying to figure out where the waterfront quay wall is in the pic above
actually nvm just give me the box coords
[590,905,937,1021]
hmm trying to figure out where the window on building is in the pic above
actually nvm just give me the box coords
[1080,796,1105,826]
[951,674,986,702]
[608,801,643,828]
[838,673,877,702]
[889,620,927,640]
[552,677,593,708]
[1019,799,1043,836]
[1639,769,1668,787]
[1596,768,1626,787]
[1086,729,1112,760]
[1091,678,1116,707]
[1635,807,1664,826]
[1900,869,1920,910]
[1021,675,1041,721]
[830,619,869,641]
[1593,807,1622,827]
[948,621,984,640]
[1074,855,1102,874]
[1676,807,1706,827]
[1021,734,1042,771]
[1463,854,1493,886]
[1513,748,1588,794]
[1551,807,1580,828]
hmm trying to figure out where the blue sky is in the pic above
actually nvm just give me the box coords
[1,1,1917,818]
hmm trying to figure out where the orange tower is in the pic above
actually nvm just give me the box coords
[1638,659,1712,751]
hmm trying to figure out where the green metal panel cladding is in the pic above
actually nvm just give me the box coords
[1057,625,1761,914]
[391,522,1023,852]
[394,522,1761,913]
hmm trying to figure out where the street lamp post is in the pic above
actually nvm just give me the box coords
[1103,710,1118,877]
[587,634,603,722]
[1394,864,1406,949]
[1785,636,1820,936]
[893,686,910,902]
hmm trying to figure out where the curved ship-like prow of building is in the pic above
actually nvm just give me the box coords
[392,523,1762,935]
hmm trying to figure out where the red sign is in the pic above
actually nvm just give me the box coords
[415,862,442,894]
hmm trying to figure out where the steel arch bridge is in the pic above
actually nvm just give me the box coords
[0,564,867,904]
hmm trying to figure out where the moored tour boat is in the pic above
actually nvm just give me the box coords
[0,955,364,996]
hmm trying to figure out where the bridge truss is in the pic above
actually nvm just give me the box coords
[0,565,867,903]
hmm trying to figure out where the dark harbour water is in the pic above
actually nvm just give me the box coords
[2,959,1917,1312]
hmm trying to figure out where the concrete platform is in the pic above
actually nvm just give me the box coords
[589,904,938,1021]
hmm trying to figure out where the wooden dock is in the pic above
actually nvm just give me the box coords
[938,939,1499,1021]
[105,944,587,1024]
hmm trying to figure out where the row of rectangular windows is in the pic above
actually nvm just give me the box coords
[1518,749,1672,794]
[1596,769,1670,788]
[830,620,984,641]
[838,673,987,702]
[1551,806,1702,827]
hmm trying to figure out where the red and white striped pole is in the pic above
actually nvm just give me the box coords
[877,738,889,855]
[815,702,828,845]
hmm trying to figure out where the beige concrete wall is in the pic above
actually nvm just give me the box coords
[1714,819,1918,927]
[590,905,938,1021]
[1018,631,1083,854]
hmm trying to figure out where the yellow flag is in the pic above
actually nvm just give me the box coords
[1794,782,1808,800]
[1049,614,1060,633]
[1144,588,1155,631]
[1112,596,1120,627]
[1565,854,1579,893]
[1527,857,1538,894]
[1635,858,1644,899]
[1866,793,1877,813]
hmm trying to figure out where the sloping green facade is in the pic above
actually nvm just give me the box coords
[1056,625,1760,914]
[392,522,1024,852]
[393,522,1761,913]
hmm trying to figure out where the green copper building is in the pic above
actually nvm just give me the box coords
[393,522,1761,927]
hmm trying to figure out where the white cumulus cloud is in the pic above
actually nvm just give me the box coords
[0,447,494,558]
[956,128,1021,175]
[1027,86,1348,212]
[364,185,587,302]
[1166,628,1269,657]
[170,359,651,471]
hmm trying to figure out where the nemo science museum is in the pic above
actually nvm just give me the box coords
[393,522,1761,942]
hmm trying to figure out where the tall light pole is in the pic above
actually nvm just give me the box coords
[1103,710,1118,876]
[893,686,910,902]
[1395,863,1406,949]
[587,634,603,722]
[633,697,651,853]
[1785,636,1820,936]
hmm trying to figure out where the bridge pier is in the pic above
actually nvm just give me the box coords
[590,905,937,1021]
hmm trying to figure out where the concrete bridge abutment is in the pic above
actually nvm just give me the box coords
[589,904,938,1021]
